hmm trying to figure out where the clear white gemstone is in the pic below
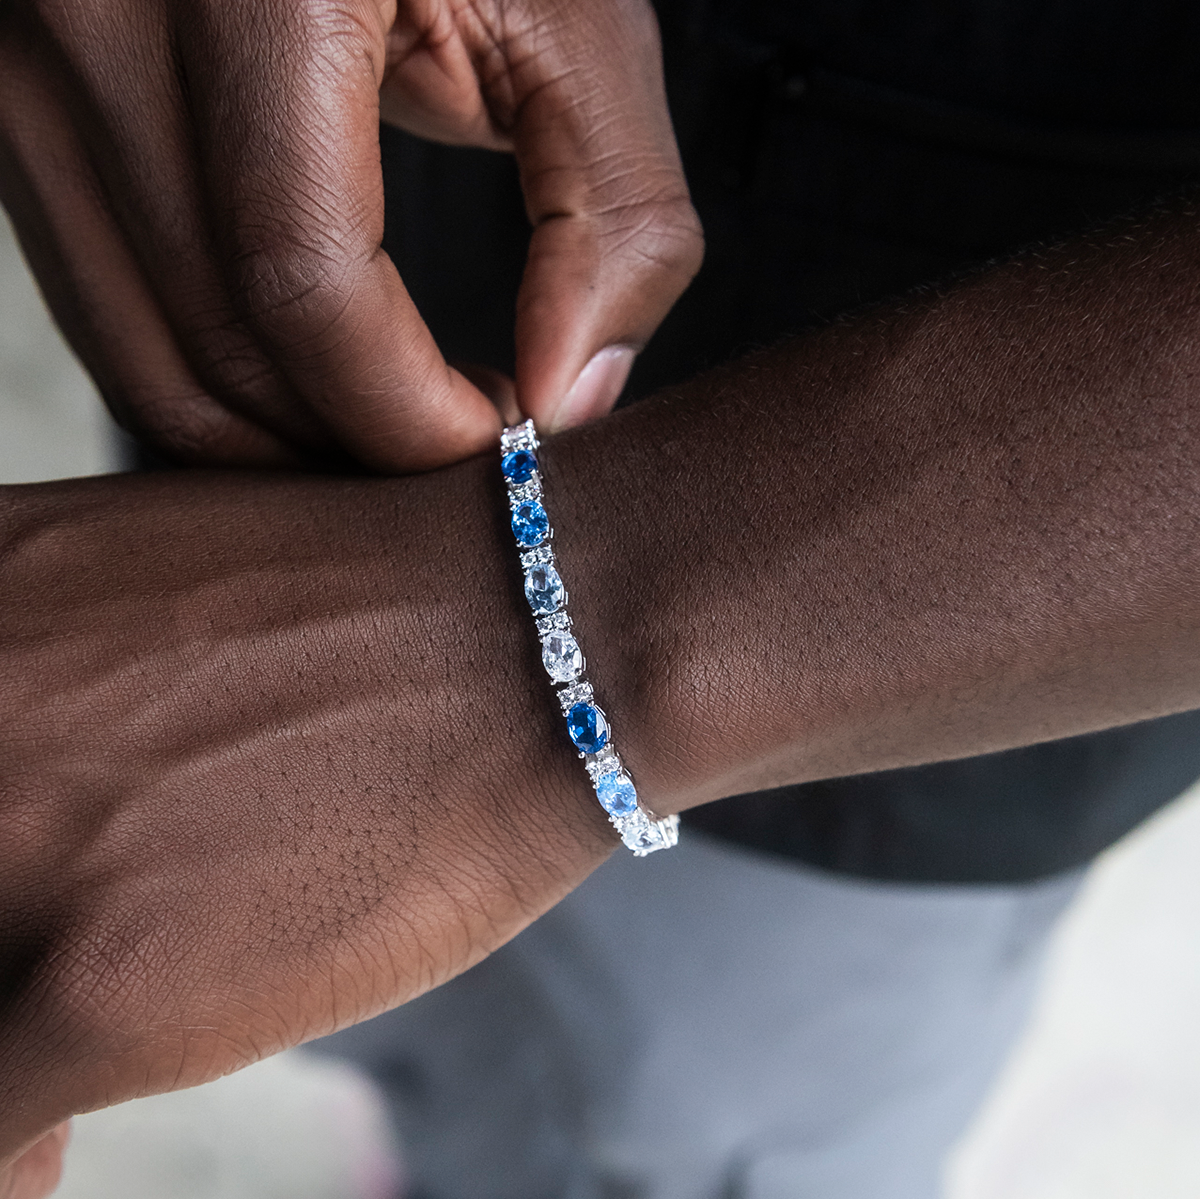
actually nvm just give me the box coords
[584,745,621,781]
[557,681,593,713]
[541,630,583,682]
[500,419,538,452]
[520,545,553,569]
[536,610,571,637]
[509,477,542,503]
[613,810,679,856]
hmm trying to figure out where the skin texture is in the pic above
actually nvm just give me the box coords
[2,194,1200,1184]
[0,465,616,1175]
[0,0,702,467]
[550,198,1200,810]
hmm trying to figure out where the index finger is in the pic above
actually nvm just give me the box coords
[176,0,500,471]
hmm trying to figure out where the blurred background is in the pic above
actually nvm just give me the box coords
[3,207,1200,1199]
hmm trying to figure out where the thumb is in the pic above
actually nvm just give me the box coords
[506,0,704,431]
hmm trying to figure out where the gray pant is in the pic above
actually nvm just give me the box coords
[310,832,1080,1199]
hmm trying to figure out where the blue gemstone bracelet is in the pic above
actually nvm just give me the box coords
[501,420,679,857]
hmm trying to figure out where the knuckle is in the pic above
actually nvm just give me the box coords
[226,232,364,357]
[600,190,705,283]
[177,314,284,404]
[112,383,241,463]
[195,347,279,410]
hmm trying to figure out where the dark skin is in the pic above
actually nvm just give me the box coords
[2,193,1200,1195]
[0,0,702,466]
[0,0,707,1189]
[0,464,616,1191]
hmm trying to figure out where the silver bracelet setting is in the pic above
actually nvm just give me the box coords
[501,420,679,857]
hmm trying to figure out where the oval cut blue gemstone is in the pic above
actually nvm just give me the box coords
[511,500,549,547]
[567,702,609,753]
[596,772,637,816]
[524,563,564,615]
[502,449,537,483]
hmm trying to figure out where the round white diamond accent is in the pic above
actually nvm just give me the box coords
[542,630,583,683]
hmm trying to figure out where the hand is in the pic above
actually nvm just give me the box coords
[0,0,701,469]
[0,466,614,1166]
[0,1126,67,1199]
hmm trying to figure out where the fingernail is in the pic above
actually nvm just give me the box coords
[548,346,635,432]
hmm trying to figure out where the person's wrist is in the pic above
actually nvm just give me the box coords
[0,465,615,1164]
[420,454,621,877]
[530,414,700,818]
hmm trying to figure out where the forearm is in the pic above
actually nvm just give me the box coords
[541,195,1200,813]
[0,467,613,1160]
[3,194,1199,1156]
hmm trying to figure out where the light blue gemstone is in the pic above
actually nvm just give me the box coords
[596,772,638,816]
[567,702,609,754]
[524,563,564,616]
[502,449,537,483]
[511,500,549,547]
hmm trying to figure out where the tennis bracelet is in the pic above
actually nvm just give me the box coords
[501,420,680,857]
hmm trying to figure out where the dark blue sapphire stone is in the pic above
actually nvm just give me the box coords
[502,449,538,483]
[567,702,609,754]
[511,500,549,547]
